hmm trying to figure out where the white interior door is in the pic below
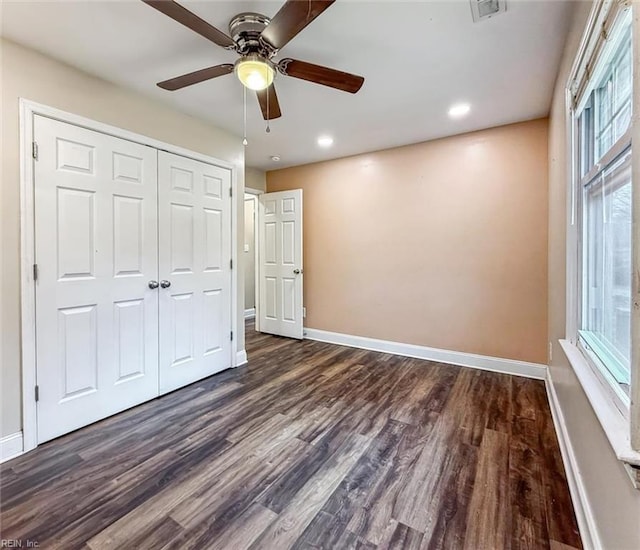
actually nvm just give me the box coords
[34,115,159,443]
[258,190,303,339]
[158,151,232,393]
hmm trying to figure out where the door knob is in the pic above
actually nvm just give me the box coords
[160,280,171,288]
[148,280,159,289]
[293,269,302,275]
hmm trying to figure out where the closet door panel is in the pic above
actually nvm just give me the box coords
[34,115,159,443]
[158,151,232,393]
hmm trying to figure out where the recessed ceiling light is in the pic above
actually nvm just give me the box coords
[448,103,471,118]
[317,136,334,147]
[270,155,281,162]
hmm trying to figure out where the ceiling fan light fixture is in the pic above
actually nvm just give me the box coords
[235,55,275,91]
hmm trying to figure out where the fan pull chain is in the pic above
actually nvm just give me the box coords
[266,86,271,134]
[242,85,248,146]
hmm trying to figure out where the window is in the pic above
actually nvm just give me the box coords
[576,11,633,397]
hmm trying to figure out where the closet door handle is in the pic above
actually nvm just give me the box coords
[160,280,171,289]
[148,280,159,289]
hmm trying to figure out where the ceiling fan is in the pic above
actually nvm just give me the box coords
[142,0,365,120]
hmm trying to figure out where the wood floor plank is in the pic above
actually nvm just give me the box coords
[206,503,277,550]
[345,416,438,546]
[550,540,582,550]
[384,521,425,549]
[95,516,183,550]
[536,394,582,548]
[484,373,513,435]
[420,439,478,550]
[315,418,406,532]
[0,320,581,550]
[463,429,511,550]
[393,370,484,535]
[510,416,550,550]
[291,510,368,550]
[252,433,372,549]
[169,437,310,530]
[159,441,310,549]
[392,420,459,534]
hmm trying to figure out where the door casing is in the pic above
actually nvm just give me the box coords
[19,99,242,454]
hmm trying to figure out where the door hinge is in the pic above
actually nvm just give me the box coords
[229,187,233,198]
[35,385,40,402]
[230,331,234,341]
[230,259,233,270]
[32,141,39,161]
[33,263,38,282]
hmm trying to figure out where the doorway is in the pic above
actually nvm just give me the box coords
[244,193,258,320]
[244,188,304,344]
[244,190,261,345]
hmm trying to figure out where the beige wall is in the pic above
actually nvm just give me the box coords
[267,119,549,364]
[244,196,256,310]
[245,166,266,192]
[547,3,640,548]
[0,38,245,438]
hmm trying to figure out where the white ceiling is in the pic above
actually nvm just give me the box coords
[1,0,573,170]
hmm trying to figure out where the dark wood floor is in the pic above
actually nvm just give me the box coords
[0,321,581,549]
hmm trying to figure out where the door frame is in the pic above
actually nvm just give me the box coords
[19,99,241,453]
[244,187,263,332]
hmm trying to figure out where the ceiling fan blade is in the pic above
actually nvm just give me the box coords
[142,0,235,49]
[256,85,282,120]
[278,59,364,93]
[157,64,234,90]
[261,0,335,51]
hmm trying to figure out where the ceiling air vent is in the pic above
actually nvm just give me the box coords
[470,0,506,22]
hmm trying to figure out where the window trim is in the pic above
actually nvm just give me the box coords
[574,13,633,405]
[564,0,640,476]
[593,19,632,160]
[630,4,640,451]
[582,126,632,184]
[576,334,630,416]
[559,340,640,469]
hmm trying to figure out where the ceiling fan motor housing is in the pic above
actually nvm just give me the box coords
[229,12,274,56]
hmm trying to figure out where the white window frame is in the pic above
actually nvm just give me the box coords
[577,131,632,414]
[564,0,640,486]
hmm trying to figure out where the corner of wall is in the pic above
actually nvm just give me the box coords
[245,166,266,192]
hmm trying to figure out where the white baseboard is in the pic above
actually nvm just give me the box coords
[545,371,601,550]
[244,308,256,320]
[236,350,248,367]
[1,431,24,463]
[303,328,546,380]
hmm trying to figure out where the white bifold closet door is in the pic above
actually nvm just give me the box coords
[34,115,160,443]
[158,151,232,394]
[33,116,233,444]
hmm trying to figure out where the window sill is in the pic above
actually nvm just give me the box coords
[559,340,640,486]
